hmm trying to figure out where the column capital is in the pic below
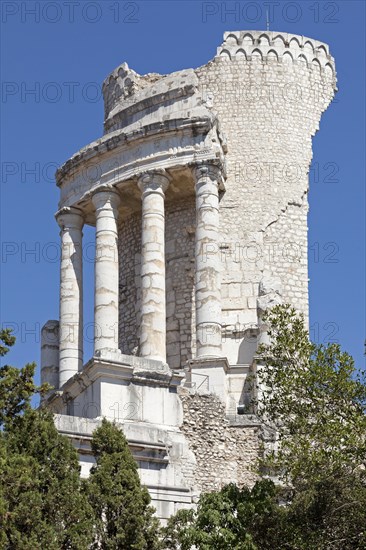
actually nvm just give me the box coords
[91,185,121,211]
[55,206,84,230]
[190,159,225,183]
[137,169,171,194]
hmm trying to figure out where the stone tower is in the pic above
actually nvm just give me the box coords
[41,31,336,519]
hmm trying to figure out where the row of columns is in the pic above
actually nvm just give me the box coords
[56,163,223,388]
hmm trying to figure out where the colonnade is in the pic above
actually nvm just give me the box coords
[56,163,223,387]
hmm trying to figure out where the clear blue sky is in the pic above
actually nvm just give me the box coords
[1,0,365,383]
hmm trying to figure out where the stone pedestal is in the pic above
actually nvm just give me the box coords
[92,188,121,353]
[56,207,84,387]
[138,170,170,362]
[187,356,229,402]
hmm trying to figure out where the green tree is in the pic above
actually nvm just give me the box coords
[0,329,50,428]
[86,418,161,549]
[165,306,366,550]
[256,304,366,485]
[1,408,96,549]
[255,304,366,549]
[0,331,95,549]
[0,328,16,356]
[163,480,286,550]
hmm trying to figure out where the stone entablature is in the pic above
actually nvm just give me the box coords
[55,118,224,210]
[42,30,337,520]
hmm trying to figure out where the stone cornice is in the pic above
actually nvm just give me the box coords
[54,414,181,465]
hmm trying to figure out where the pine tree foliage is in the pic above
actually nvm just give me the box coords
[0,330,95,549]
[86,418,161,550]
[0,408,95,549]
[0,330,162,550]
[0,329,50,428]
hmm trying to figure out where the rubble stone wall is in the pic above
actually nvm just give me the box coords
[179,389,260,492]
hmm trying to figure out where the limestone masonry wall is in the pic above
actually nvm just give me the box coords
[118,212,141,354]
[165,198,196,368]
[193,32,335,336]
[118,198,197,365]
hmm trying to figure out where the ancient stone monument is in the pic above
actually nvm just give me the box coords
[41,31,336,520]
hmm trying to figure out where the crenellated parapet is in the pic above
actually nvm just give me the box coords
[216,30,336,73]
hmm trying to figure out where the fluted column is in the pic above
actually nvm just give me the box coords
[192,163,222,357]
[137,170,170,362]
[56,207,84,387]
[92,187,121,354]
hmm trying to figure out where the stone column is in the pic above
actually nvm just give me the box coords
[92,187,121,354]
[192,163,222,357]
[56,207,84,387]
[253,276,283,411]
[137,170,170,362]
[40,320,59,395]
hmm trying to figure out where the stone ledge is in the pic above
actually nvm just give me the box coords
[227,413,262,427]
[187,356,230,372]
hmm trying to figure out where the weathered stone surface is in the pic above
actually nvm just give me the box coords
[40,320,60,396]
[92,188,121,353]
[44,29,336,519]
[138,170,170,362]
[193,163,223,357]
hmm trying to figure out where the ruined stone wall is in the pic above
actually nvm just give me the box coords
[50,31,336,517]
[264,201,309,318]
[179,388,260,492]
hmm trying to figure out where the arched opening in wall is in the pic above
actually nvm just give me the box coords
[82,224,96,362]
